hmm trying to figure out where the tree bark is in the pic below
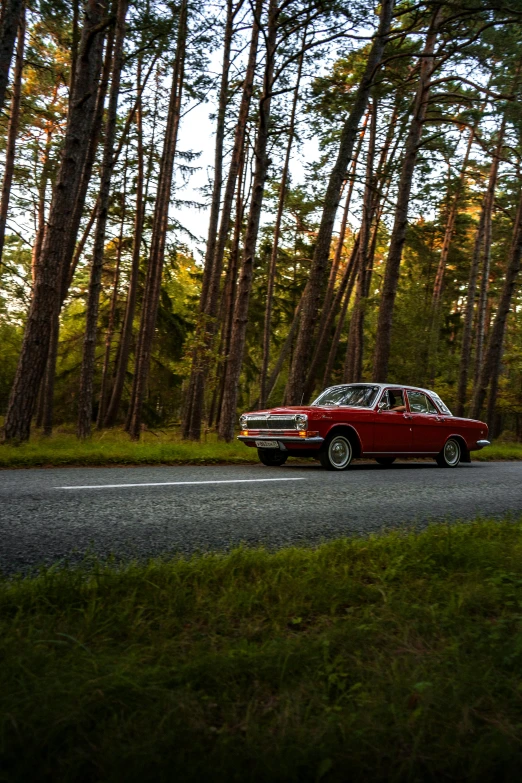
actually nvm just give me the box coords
[344,99,378,383]
[183,0,261,440]
[3,0,109,443]
[31,113,55,285]
[218,0,278,442]
[470,189,522,425]
[455,123,505,416]
[127,0,187,440]
[259,44,304,409]
[104,60,145,428]
[36,21,115,437]
[77,0,128,439]
[322,244,360,389]
[0,3,24,270]
[427,123,478,384]
[474,119,506,384]
[431,126,476,309]
[301,179,355,401]
[214,142,247,428]
[0,0,23,115]
[96,155,128,429]
[286,0,394,404]
[372,8,441,382]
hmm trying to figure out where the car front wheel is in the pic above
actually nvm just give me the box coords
[319,434,353,471]
[436,438,461,468]
[257,448,288,467]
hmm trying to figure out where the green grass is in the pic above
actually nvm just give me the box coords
[0,428,521,468]
[0,429,256,468]
[472,441,522,460]
[2,518,522,781]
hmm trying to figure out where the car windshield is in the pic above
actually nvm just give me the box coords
[312,385,380,408]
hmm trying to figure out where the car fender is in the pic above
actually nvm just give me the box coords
[324,423,363,458]
[444,433,471,463]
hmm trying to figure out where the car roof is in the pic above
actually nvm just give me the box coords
[325,382,441,397]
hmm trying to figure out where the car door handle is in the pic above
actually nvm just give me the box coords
[403,414,412,420]
[436,417,445,422]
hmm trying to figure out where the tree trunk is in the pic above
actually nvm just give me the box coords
[287,0,394,404]
[0,3,24,270]
[35,21,114,437]
[183,0,261,440]
[455,124,504,416]
[214,143,247,428]
[471,189,522,425]
[344,99,378,383]
[301,180,355,402]
[259,45,304,409]
[127,0,187,440]
[474,119,506,383]
[0,0,23,115]
[3,0,109,443]
[431,126,477,308]
[104,60,145,428]
[218,0,278,442]
[199,0,235,313]
[372,8,441,382]
[77,0,128,439]
[322,246,360,389]
[96,156,127,429]
[31,114,55,285]
[427,124,478,384]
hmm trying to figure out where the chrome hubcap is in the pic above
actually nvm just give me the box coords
[329,437,351,468]
[444,439,460,466]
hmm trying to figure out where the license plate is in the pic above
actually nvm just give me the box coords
[255,440,279,449]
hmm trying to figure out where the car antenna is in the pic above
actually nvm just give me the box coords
[300,393,304,405]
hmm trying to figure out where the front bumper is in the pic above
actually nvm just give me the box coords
[473,439,491,450]
[237,435,324,450]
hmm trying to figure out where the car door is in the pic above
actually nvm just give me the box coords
[407,390,445,453]
[373,388,412,453]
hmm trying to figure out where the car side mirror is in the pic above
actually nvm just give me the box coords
[377,401,387,413]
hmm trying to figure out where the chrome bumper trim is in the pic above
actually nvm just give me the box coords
[237,435,324,445]
[474,439,491,450]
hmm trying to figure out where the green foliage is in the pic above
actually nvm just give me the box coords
[3,518,522,780]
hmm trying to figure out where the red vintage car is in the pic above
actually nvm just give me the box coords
[238,383,490,470]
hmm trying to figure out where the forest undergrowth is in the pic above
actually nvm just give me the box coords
[2,518,522,781]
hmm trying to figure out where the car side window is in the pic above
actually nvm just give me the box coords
[380,389,406,411]
[407,390,437,414]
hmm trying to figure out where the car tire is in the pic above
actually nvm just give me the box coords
[375,457,396,467]
[436,438,461,468]
[257,448,288,467]
[319,434,353,471]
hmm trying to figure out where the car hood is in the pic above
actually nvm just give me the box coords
[242,406,363,417]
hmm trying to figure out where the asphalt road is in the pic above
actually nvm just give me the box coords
[1,460,522,575]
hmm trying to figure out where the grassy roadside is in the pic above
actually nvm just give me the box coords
[0,428,521,468]
[0,430,256,468]
[2,518,522,781]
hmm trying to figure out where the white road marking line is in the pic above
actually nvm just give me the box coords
[55,477,306,490]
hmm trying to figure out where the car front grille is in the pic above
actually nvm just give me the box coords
[245,416,297,430]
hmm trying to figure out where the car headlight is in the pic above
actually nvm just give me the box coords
[239,415,248,430]
[295,414,308,431]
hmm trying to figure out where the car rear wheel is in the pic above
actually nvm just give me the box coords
[375,457,396,467]
[436,438,461,468]
[257,448,288,467]
[319,434,353,471]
